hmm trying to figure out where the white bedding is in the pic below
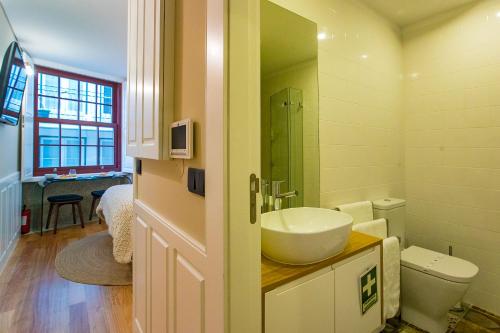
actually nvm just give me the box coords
[96,184,134,264]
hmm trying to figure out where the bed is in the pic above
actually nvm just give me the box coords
[96,184,134,264]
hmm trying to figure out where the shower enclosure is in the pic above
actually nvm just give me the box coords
[267,87,304,209]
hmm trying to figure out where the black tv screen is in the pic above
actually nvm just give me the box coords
[172,124,187,149]
[0,41,27,126]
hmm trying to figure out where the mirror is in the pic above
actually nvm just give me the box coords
[261,0,320,212]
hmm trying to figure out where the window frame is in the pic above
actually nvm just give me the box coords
[33,66,122,176]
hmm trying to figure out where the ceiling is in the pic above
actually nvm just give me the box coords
[359,0,479,26]
[261,1,317,75]
[0,0,127,81]
[0,0,480,80]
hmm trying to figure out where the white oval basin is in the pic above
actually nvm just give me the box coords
[261,207,353,265]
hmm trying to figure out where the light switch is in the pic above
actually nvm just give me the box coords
[188,168,205,197]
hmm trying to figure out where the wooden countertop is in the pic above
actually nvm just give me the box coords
[261,231,382,294]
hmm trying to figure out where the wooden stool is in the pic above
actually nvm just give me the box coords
[89,190,105,223]
[45,194,85,234]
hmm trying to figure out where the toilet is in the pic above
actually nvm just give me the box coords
[372,198,479,333]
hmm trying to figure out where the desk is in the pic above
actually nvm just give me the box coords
[36,173,131,235]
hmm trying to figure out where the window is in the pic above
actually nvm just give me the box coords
[34,67,121,175]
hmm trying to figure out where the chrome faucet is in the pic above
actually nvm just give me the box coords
[272,180,298,210]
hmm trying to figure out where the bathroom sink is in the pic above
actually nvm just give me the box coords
[261,207,353,265]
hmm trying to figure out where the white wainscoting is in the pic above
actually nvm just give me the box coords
[0,172,22,273]
[133,200,208,333]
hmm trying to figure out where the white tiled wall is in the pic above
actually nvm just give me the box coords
[269,0,405,209]
[403,1,500,314]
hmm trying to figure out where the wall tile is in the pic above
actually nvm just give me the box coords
[403,1,500,313]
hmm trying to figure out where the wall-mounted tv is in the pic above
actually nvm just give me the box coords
[0,41,27,126]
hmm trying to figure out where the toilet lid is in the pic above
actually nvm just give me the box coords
[401,246,479,283]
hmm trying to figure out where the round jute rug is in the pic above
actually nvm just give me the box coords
[55,231,132,286]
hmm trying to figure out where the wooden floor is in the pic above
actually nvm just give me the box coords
[0,223,132,333]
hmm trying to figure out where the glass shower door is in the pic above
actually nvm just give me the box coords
[270,87,304,208]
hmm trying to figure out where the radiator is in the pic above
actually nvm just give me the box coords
[0,172,21,273]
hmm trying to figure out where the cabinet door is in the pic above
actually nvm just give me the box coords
[139,0,162,159]
[265,268,335,333]
[334,246,382,333]
[127,0,139,157]
[127,0,174,159]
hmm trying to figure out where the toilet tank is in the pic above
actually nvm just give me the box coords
[373,198,406,249]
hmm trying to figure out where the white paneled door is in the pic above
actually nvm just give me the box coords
[150,231,168,333]
[133,201,213,333]
[129,0,226,330]
[128,0,261,330]
[133,216,148,333]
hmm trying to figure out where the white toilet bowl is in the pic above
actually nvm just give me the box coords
[401,246,479,333]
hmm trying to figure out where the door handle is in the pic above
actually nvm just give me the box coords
[250,174,259,224]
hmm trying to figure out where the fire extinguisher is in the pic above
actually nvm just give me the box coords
[21,205,31,235]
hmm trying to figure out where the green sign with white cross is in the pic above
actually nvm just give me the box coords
[359,265,378,314]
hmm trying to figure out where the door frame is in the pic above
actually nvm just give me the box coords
[205,0,226,331]
[226,0,262,332]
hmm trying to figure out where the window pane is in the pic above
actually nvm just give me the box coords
[81,146,97,166]
[39,122,59,145]
[5,89,24,112]
[38,96,58,118]
[61,146,80,167]
[99,127,114,146]
[39,145,60,168]
[100,146,114,165]
[97,104,112,123]
[81,126,97,145]
[60,78,78,100]
[80,102,96,121]
[60,99,78,120]
[61,124,79,145]
[38,73,58,97]
[97,85,113,105]
[80,81,96,102]
[12,66,27,90]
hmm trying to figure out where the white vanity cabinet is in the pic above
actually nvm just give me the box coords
[127,0,174,160]
[265,267,335,333]
[264,245,382,333]
[334,246,382,333]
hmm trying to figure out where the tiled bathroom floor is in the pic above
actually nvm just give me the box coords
[383,306,500,333]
